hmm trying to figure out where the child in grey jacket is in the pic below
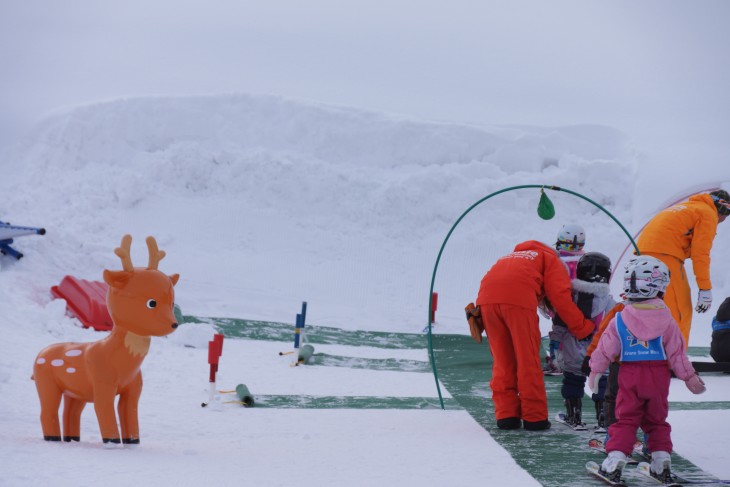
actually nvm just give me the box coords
[552,252,615,430]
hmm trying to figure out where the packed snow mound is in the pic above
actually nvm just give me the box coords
[12,93,633,170]
[1,93,640,330]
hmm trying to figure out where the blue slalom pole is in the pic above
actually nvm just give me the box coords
[291,301,311,366]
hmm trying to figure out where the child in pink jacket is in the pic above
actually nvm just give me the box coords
[588,255,706,484]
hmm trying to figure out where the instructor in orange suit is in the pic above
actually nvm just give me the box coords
[476,240,594,431]
[636,189,729,346]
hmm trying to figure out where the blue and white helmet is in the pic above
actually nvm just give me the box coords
[623,256,670,299]
[556,224,586,252]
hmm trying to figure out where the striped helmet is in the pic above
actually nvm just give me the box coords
[710,189,730,216]
[556,224,585,252]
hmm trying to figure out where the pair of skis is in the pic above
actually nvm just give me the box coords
[555,411,588,431]
[588,440,730,486]
[555,412,606,433]
[586,460,683,486]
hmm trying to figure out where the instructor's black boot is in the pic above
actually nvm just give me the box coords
[523,419,551,431]
[496,417,521,430]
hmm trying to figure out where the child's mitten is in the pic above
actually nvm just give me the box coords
[588,371,602,394]
[685,374,706,394]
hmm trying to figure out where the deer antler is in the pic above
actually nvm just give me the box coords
[146,236,166,270]
[114,235,134,271]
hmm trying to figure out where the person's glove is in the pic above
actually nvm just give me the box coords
[696,289,712,313]
[588,371,602,394]
[685,374,706,394]
[581,356,591,376]
[574,318,594,341]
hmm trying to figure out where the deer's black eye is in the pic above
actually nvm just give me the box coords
[146,299,157,309]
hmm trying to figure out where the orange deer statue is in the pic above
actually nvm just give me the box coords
[33,234,179,446]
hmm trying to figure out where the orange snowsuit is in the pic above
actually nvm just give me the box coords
[476,240,594,424]
[636,193,720,345]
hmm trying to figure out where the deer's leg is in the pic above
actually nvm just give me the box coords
[118,373,142,444]
[35,377,62,441]
[93,384,121,445]
[62,395,86,442]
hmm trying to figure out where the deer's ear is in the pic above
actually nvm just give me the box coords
[169,273,180,286]
[104,270,134,289]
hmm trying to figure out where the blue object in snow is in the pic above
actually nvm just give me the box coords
[0,221,46,260]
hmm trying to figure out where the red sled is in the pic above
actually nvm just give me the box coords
[51,276,114,331]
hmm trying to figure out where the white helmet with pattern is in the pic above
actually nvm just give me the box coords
[623,255,670,299]
[556,224,586,252]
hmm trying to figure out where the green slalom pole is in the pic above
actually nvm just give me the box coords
[298,344,315,364]
[427,184,639,410]
[236,384,255,407]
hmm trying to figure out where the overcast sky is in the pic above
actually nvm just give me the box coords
[2,0,730,166]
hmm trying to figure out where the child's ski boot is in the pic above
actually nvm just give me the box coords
[556,397,588,430]
[640,451,682,486]
[587,451,628,486]
[594,399,607,433]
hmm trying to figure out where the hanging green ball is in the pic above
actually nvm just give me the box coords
[537,189,555,220]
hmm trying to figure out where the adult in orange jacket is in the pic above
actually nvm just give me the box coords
[636,190,730,345]
[476,240,595,431]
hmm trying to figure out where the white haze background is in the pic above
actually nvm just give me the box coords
[1,1,730,486]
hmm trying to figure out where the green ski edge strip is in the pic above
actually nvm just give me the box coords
[311,353,431,373]
[226,395,461,410]
[182,315,427,349]
[188,316,450,409]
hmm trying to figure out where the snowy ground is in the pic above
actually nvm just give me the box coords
[1,95,729,486]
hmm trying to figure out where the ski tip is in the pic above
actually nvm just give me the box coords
[636,462,684,486]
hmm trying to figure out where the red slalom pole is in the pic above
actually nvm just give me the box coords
[213,333,224,355]
[430,292,438,324]
[202,334,225,407]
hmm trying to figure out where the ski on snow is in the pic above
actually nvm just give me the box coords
[554,412,588,431]
[636,462,683,486]
[555,412,605,433]
[586,460,628,486]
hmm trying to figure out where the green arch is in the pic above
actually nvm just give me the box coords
[426,184,639,409]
